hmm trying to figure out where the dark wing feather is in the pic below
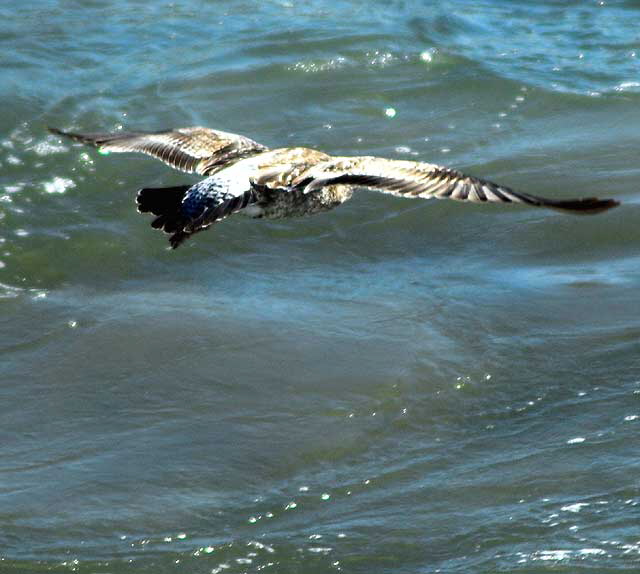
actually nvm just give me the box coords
[48,126,268,175]
[296,156,619,214]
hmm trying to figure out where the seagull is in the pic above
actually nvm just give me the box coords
[49,126,619,248]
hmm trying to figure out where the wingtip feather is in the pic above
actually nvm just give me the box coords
[549,197,620,215]
[46,127,97,146]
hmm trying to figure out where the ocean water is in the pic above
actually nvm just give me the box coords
[1,1,639,572]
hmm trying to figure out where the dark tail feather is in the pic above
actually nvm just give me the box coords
[136,186,192,248]
[136,185,190,215]
[168,231,191,249]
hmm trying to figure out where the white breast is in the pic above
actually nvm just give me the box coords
[212,155,264,197]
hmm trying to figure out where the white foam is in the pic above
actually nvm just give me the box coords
[614,81,640,92]
[420,51,433,62]
[578,548,605,556]
[31,140,68,156]
[308,546,332,554]
[535,550,572,561]
[567,437,585,444]
[5,184,24,193]
[43,177,75,194]
[561,502,589,513]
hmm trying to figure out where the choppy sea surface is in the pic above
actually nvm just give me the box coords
[1,1,639,572]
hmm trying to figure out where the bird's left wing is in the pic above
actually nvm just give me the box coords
[293,156,619,214]
[49,126,268,175]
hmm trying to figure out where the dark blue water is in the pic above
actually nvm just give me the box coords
[1,1,639,572]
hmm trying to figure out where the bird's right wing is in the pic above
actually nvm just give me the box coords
[49,126,268,175]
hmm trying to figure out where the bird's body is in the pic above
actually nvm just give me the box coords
[182,147,352,220]
[49,125,619,248]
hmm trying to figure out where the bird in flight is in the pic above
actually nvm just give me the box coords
[50,126,619,249]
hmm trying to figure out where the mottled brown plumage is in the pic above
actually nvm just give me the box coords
[50,125,619,248]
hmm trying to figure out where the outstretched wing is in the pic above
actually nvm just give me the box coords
[294,156,619,214]
[48,126,268,175]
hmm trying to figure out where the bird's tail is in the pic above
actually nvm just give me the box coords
[136,185,192,248]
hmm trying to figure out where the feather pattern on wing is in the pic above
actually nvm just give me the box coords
[292,156,619,214]
[48,126,268,175]
[250,147,332,189]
